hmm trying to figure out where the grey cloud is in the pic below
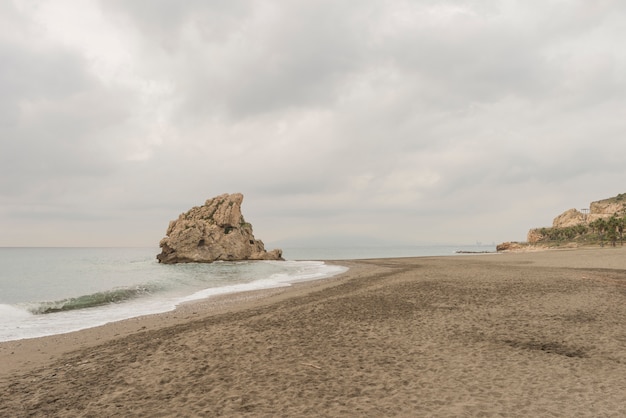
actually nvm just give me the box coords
[0,44,89,98]
[3,1,626,246]
[183,8,370,118]
[0,43,92,128]
[98,0,626,119]
[101,1,373,119]
[102,0,251,48]
[0,33,136,202]
[538,1,621,40]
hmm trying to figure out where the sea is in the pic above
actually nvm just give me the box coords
[0,244,494,342]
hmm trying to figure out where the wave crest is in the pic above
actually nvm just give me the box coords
[26,285,158,315]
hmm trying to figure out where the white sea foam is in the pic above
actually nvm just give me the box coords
[0,298,180,342]
[179,278,288,303]
[278,260,348,282]
[0,256,348,342]
[179,262,348,303]
[0,304,32,319]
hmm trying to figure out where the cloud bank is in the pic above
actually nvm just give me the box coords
[2,0,626,247]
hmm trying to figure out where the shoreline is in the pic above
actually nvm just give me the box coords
[0,260,361,377]
[2,248,626,416]
[0,257,347,344]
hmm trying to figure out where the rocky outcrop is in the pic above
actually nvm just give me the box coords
[500,193,626,251]
[589,197,626,219]
[526,229,545,243]
[496,242,524,252]
[552,208,585,228]
[551,195,626,229]
[496,242,547,252]
[157,193,283,264]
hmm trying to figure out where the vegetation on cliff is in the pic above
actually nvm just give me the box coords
[530,215,626,247]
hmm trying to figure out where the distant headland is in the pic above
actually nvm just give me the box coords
[157,193,283,264]
[497,193,626,252]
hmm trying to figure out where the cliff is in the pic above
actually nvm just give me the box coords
[498,193,626,251]
[551,195,626,229]
[527,193,626,243]
[157,193,283,264]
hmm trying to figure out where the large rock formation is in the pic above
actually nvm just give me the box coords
[157,193,283,264]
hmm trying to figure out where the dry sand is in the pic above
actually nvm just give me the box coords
[1,247,626,417]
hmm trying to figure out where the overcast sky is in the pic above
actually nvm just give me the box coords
[2,0,626,248]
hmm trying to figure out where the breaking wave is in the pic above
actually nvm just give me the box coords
[25,285,160,314]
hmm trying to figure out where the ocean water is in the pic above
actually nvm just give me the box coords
[0,247,347,342]
[0,244,494,342]
[281,244,496,261]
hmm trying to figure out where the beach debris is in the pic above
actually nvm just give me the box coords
[300,362,322,370]
[157,193,283,264]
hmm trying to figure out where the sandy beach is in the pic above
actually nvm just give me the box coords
[1,247,626,417]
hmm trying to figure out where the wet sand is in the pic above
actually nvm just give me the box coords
[1,247,626,417]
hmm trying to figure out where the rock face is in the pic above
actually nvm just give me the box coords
[589,198,626,219]
[552,208,585,228]
[526,229,545,243]
[496,242,525,252]
[551,195,626,229]
[157,193,283,264]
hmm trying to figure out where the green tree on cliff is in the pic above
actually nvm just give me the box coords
[590,218,608,246]
[614,216,626,247]
[607,216,619,247]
